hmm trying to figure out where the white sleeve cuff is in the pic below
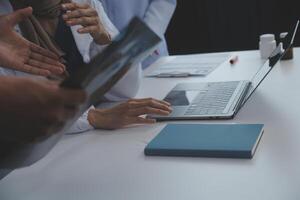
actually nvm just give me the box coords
[65,106,95,134]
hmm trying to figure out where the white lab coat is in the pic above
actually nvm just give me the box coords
[0,0,142,133]
[100,0,177,67]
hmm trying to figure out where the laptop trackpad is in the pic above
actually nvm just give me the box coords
[164,90,199,106]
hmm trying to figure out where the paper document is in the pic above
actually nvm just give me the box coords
[146,53,230,77]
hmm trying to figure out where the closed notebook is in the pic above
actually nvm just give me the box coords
[144,124,264,159]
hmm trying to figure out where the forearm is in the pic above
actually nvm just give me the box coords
[0,77,24,142]
[0,76,19,116]
[89,0,119,59]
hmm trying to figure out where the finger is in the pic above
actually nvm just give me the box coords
[21,64,51,76]
[63,8,98,20]
[90,32,112,45]
[29,42,60,60]
[77,25,111,45]
[30,52,65,74]
[77,26,99,34]
[127,117,156,125]
[61,3,89,11]
[7,7,32,26]
[6,59,50,76]
[28,41,66,71]
[127,100,172,112]
[29,50,64,66]
[26,59,64,75]
[66,17,98,26]
[128,107,171,117]
[131,98,171,106]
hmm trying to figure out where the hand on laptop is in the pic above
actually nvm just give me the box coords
[0,7,65,76]
[62,2,112,45]
[0,77,86,143]
[87,98,172,130]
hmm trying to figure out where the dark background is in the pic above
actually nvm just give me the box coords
[165,0,300,55]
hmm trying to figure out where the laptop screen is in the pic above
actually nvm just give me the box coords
[242,20,299,105]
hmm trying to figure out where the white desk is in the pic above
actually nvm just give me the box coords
[1,49,300,200]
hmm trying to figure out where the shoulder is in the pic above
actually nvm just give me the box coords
[0,1,13,15]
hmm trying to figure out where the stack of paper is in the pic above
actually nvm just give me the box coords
[146,53,230,77]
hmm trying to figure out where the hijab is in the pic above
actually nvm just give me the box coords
[9,0,68,57]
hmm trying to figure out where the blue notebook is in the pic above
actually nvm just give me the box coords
[144,124,264,159]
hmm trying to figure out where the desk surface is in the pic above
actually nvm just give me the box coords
[1,49,300,200]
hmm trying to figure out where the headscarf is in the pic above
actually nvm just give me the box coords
[9,0,67,58]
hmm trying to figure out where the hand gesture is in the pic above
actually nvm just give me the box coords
[0,7,65,76]
[0,77,86,143]
[87,98,172,130]
[62,2,112,45]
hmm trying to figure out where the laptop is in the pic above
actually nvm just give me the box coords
[150,20,299,121]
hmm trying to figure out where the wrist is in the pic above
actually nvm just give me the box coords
[87,108,116,130]
[87,109,97,127]
[93,31,112,45]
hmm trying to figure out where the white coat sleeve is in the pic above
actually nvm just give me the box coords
[89,0,119,56]
[143,0,177,37]
[89,0,142,101]
[0,67,17,76]
[64,106,95,134]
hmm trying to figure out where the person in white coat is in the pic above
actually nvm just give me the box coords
[99,0,177,68]
[0,0,172,132]
[2,0,140,101]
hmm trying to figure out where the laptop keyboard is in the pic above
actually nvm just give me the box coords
[184,81,240,116]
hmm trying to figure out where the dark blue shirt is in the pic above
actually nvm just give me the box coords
[54,17,84,75]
